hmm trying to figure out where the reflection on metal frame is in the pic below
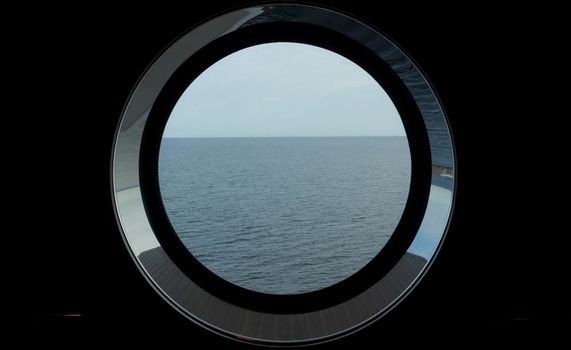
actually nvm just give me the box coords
[111,4,455,346]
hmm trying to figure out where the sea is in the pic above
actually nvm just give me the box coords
[159,137,411,294]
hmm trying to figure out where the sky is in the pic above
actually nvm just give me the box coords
[163,43,405,138]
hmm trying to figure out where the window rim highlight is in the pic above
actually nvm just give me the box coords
[111,3,456,346]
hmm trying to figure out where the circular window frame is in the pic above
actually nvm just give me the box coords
[140,22,431,313]
[112,4,456,346]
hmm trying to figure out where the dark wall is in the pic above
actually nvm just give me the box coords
[18,1,567,345]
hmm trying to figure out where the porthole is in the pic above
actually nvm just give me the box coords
[159,42,412,296]
[112,4,455,346]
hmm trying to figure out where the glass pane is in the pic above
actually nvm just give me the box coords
[159,43,411,294]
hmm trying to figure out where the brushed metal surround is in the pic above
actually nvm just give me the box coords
[111,4,455,346]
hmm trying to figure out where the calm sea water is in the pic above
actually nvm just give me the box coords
[159,137,411,294]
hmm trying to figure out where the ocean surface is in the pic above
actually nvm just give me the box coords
[159,137,411,294]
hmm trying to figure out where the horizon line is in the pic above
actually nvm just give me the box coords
[162,135,407,139]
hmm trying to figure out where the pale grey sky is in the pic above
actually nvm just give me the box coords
[163,43,405,138]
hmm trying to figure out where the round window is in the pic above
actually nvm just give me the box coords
[159,42,412,295]
[112,4,455,346]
